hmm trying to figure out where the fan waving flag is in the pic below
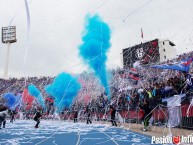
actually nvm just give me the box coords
[182,57,193,66]
[151,57,193,72]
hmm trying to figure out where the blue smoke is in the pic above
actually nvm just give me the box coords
[79,14,111,99]
[28,84,46,109]
[3,93,21,110]
[45,72,81,112]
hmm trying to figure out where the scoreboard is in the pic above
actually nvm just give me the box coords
[123,39,160,68]
[2,26,17,43]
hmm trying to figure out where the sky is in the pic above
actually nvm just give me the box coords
[0,0,193,78]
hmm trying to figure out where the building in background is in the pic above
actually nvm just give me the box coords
[159,39,176,62]
[122,39,177,68]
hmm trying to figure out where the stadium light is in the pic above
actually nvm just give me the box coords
[1,26,17,79]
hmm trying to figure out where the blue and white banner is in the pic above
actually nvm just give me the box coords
[151,58,193,72]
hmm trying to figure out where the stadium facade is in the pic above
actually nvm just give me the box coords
[122,39,177,68]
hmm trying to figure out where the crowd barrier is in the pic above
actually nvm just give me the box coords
[181,104,193,129]
[14,103,193,130]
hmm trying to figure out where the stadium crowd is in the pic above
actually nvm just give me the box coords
[0,50,193,129]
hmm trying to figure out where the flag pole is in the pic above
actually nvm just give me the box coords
[141,28,144,43]
[4,42,11,79]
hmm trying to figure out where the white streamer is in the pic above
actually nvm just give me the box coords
[22,0,31,77]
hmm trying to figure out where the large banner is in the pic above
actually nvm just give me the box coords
[123,39,160,68]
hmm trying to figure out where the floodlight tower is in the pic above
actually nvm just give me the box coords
[2,26,17,79]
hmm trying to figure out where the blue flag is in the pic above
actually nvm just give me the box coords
[151,58,193,72]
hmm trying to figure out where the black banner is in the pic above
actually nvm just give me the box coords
[123,39,160,68]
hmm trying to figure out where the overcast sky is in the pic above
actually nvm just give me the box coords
[0,0,193,78]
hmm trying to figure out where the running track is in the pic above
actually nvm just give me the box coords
[0,120,152,145]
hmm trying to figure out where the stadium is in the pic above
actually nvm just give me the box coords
[0,0,193,145]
